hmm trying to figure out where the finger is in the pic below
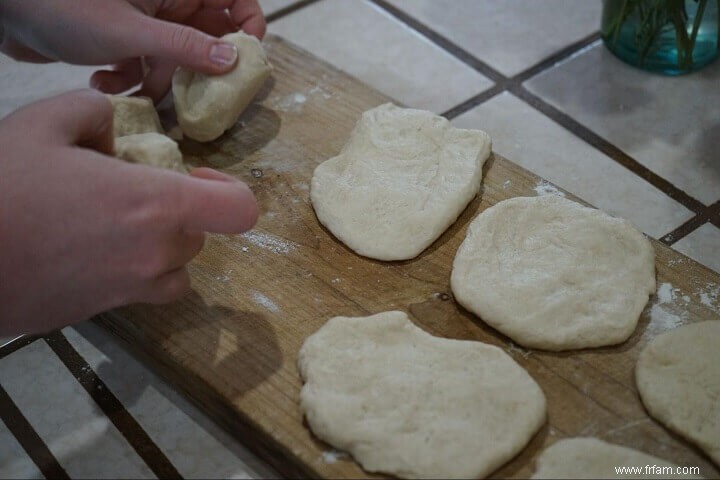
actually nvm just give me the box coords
[177,175,258,233]
[18,90,114,153]
[166,232,205,272]
[187,8,236,37]
[229,0,266,38]
[145,267,192,304]
[129,14,238,75]
[133,57,177,102]
[90,59,144,94]
[0,36,54,63]
[189,167,239,182]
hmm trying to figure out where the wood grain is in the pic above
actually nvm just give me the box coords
[97,35,720,479]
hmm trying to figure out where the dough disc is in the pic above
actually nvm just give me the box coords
[298,311,546,479]
[636,320,720,465]
[451,195,655,351]
[532,437,701,479]
[310,103,491,261]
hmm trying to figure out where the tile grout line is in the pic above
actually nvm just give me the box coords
[44,331,183,480]
[370,0,711,244]
[265,0,322,23]
[0,383,70,479]
[0,335,40,360]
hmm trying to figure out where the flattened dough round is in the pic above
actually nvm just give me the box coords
[532,437,701,479]
[114,133,186,173]
[298,311,546,479]
[310,103,491,261]
[173,31,272,142]
[636,321,720,465]
[451,195,655,351]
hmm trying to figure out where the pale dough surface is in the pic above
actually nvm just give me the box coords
[108,95,163,137]
[298,311,546,479]
[173,31,272,142]
[310,103,491,261]
[636,321,720,466]
[532,437,701,479]
[114,133,186,173]
[451,195,655,351]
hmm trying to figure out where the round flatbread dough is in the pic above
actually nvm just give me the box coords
[310,103,491,261]
[114,133,186,173]
[636,320,720,465]
[298,311,546,479]
[173,31,272,142]
[532,437,702,479]
[451,195,655,351]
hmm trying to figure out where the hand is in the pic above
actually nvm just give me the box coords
[0,90,258,335]
[0,0,266,101]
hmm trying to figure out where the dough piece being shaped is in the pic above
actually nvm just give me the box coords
[298,311,546,479]
[532,437,702,479]
[172,31,272,142]
[108,95,163,137]
[451,195,655,351]
[636,321,720,465]
[114,133,186,173]
[310,103,491,261]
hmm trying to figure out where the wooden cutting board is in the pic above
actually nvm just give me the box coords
[97,34,720,479]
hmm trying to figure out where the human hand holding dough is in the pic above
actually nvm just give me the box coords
[114,133,186,173]
[173,31,272,142]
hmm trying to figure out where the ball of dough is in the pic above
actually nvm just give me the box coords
[451,195,655,351]
[114,133,186,173]
[310,103,491,261]
[108,95,163,137]
[172,31,272,142]
[298,311,546,479]
[532,437,701,479]
[636,321,720,465]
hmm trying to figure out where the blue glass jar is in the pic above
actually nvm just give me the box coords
[602,0,719,75]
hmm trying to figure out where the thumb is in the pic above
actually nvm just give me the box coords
[13,89,114,154]
[178,173,258,234]
[130,15,238,74]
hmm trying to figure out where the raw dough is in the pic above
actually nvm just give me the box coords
[114,133,186,173]
[532,437,701,479]
[636,320,720,465]
[173,31,272,142]
[298,311,546,479]
[310,103,491,261]
[451,195,655,351]
[108,95,163,137]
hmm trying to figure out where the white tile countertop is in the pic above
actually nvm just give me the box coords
[1,0,718,478]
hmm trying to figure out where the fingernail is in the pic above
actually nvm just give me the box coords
[209,42,238,67]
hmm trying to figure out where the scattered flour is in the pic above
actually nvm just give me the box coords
[506,341,531,359]
[321,450,347,464]
[645,282,689,338]
[215,270,232,283]
[533,180,566,197]
[251,290,280,313]
[331,278,341,284]
[502,180,512,189]
[697,283,720,312]
[271,92,307,112]
[241,231,297,255]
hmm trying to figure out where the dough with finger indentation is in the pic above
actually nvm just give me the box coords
[114,133,186,173]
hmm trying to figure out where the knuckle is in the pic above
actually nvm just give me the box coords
[169,25,199,56]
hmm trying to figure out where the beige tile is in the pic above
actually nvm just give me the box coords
[673,224,720,273]
[525,42,720,205]
[0,424,43,479]
[452,92,693,238]
[0,57,97,118]
[386,0,602,76]
[260,0,298,16]
[63,323,275,479]
[0,340,154,479]
[269,0,492,113]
